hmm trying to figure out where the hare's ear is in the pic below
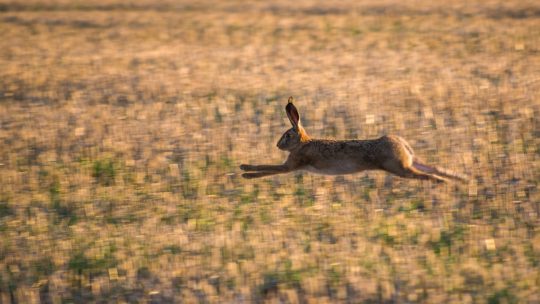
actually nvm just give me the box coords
[286,97,301,129]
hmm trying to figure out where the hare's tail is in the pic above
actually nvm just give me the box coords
[413,160,468,183]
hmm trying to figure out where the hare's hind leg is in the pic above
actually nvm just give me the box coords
[381,159,446,183]
[413,160,468,183]
[402,167,447,183]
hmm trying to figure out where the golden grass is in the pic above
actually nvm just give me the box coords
[0,0,539,302]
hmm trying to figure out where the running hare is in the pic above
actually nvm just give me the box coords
[240,97,467,183]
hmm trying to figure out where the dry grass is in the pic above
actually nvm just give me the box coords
[0,0,539,302]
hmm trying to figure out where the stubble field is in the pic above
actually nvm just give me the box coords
[0,0,539,302]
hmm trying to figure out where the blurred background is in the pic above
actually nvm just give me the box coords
[0,0,539,302]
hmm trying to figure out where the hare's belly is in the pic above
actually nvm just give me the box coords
[304,161,365,175]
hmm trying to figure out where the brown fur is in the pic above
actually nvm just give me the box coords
[240,98,467,183]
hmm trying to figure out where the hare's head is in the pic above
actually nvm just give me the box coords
[277,97,310,151]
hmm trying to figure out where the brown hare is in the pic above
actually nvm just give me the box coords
[240,97,468,183]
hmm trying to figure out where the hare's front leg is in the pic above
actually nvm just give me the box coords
[240,156,302,179]
[241,171,284,179]
[240,164,289,172]
[240,163,293,179]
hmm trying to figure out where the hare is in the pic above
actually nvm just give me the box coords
[240,97,468,183]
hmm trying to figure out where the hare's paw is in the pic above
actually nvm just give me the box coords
[242,172,258,179]
[240,164,254,171]
[431,175,448,184]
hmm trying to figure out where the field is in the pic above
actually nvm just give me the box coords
[0,0,539,302]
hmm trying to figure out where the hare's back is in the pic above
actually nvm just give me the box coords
[300,139,382,175]
[300,136,415,175]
